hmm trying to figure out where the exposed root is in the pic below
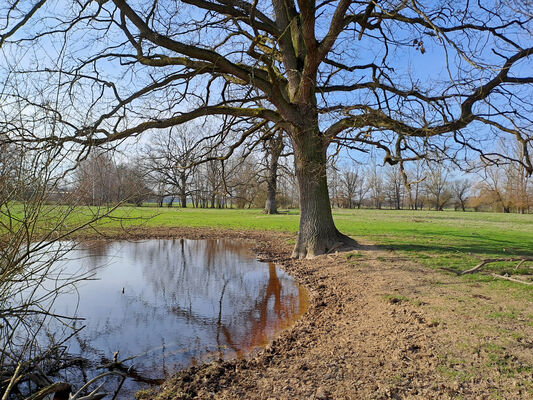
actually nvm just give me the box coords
[291,231,357,259]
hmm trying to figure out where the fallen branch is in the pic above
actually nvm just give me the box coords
[1,363,21,400]
[26,382,71,400]
[514,259,526,270]
[70,371,126,400]
[491,273,533,286]
[441,257,533,276]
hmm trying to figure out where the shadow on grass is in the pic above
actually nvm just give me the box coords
[369,229,533,259]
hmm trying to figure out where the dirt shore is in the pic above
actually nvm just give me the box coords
[81,227,532,400]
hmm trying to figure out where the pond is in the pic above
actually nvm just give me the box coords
[45,238,308,397]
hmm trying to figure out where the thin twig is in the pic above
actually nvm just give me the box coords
[491,273,533,286]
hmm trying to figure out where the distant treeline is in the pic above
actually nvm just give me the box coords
[46,144,531,214]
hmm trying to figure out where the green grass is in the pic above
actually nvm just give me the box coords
[95,207,533,274]
[7,205,533,291]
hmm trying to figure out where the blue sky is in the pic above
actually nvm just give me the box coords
[1,0,531,175]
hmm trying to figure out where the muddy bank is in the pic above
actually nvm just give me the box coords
[73,227,532,399]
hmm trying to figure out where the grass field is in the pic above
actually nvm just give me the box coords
[10,204,532,294]
[72,206,533,284]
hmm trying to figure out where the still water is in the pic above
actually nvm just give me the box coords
[48,239,308,396]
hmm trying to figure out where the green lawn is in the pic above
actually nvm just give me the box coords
[9,204,533,287]
[84,207,531,269]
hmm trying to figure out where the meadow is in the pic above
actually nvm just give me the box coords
[74,206,533,285]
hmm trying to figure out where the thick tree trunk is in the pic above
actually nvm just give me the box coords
[264,131,283,214]
[290,129,356,259]
[264,160,280,214]
[264,181,278,214]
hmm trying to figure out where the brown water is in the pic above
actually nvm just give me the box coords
[47,239,308,397]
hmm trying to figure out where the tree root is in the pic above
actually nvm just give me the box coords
[291,231,357,259]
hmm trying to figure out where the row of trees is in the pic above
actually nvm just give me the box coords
[69,130,298,212]
[68,136,533,214]
[330,162,532,213]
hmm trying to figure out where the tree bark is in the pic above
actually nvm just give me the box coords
[264,186,277,214]
[179,171,187,208]
[290,126,356,259]
[264,132,283,215]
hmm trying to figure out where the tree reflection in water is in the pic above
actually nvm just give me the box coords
[45,239,308,396]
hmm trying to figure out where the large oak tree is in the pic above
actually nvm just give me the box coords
[1,0,532,257]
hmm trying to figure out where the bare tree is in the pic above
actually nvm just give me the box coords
[230,155,262,208]
[75,150,118,205]
[144,127,198,208]
[116,161,152,206]
[452,179,471,212]
[2,0,533,257]
[385,165,404,210]
[368,160,385,210]
[339,168,362,209]
[403,163,426,210]
[425,163,452,211]
[75,150,150,205]
[476,163,516,213]
[354,170,369,210]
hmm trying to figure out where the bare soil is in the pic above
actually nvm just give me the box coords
[85,227,532,400]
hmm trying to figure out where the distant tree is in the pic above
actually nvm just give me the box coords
[354,171,369,210]
[116,162,152,206]
[75,151,118,205]
[262,129,285,214]
[403,163,426,210]
[452,179,470,212]
[368,160,385,210]
[144,127,198,208]
[231,156,262,209]
[385,165,404,210]
[339,168,362,209]
[425,164,452,211]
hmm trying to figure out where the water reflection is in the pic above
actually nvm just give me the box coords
[49,239,308,396]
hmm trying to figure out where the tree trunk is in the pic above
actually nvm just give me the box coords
[263,130,283,214]
[290,129,355,259]
[180,172,187,207]
[264,180,278,214]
